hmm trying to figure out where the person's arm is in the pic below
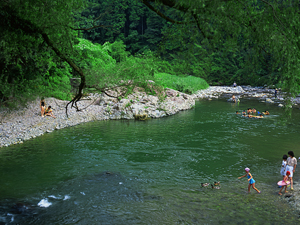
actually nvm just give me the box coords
[294,158,297,172]
[238,174,246,179]
[247,173,252,181]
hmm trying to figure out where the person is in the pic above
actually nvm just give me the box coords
[238,167,261,193]
[278,171,290,195]
[233,82,237,87]
[281,155,288,178]
[275,88,278,99]
[252,108,256,115]
[286,151,297,190]
[242,110,246,115]
[44,106,56,118]
[247,108,252,114]
[247,114,253,118]
[232,95,236,103]
[236,111,240,114]
[40,98,46,117]
[262,111,270,115]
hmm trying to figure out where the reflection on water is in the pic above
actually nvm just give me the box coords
[0,99,300,224]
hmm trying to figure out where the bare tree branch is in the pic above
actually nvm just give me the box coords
[142,0,186,24]
[191,13,209,39]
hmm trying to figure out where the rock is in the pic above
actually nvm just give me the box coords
[278,104,284,107]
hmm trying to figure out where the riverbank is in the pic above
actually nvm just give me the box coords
[0,88,195,148]
[1,85,300,215]
[1,85,300,148]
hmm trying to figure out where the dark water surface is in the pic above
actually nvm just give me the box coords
[1,99,300,224]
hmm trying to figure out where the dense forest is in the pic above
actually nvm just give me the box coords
[1,0,300,108]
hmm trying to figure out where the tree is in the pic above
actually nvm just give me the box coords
[141,0,300,99]
[2,0,300,115]
[0,0,93,113]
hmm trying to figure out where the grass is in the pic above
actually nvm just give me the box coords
[154,73,209,94]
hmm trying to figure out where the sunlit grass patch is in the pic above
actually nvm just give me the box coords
[154,73,209,94]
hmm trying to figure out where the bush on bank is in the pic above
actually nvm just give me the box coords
[0,38,209,109]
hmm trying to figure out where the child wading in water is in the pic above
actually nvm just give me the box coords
[278,171,290,195]
[281,155,288,178]
[238,167,261,193]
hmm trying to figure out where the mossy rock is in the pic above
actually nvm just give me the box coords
[134,113,149,121]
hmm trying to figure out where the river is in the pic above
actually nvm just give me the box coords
[0,99,300,224]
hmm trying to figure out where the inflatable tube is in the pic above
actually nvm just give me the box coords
[277,180,290,186]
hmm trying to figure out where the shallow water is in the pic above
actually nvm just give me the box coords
[0,99,300,224]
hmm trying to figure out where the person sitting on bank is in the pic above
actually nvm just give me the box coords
[45,106,56,118]
[40,98,46,117]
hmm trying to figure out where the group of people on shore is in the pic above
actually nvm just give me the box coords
[40,98,56,118]
[278,151,298,195]
[236,108,270,118]
[237,151,297,195]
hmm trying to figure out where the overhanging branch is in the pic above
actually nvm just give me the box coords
[1,4,86,117]
[142,0,185,24]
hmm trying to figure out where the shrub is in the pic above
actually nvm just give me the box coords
[154,73,209,94]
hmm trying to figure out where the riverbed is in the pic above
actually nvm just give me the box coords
[0,98,299,224]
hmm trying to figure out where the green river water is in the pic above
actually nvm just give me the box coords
[0,99,300,224]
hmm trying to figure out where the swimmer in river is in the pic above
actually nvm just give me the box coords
[247,108,252,114]
[232,95,236,103]
[236,111,240,114]
[253,114,263,118]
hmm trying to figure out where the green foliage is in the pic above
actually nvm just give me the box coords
[103,41,129,63]
[79,0,168,53]
[154,73,209,94]
[149,0,300,94]
[74,38,116,71]
[0,0,86,106]
[2,0,300,111]
[86,53,155,91]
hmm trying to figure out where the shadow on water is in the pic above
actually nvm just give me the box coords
[0,99,300,224]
